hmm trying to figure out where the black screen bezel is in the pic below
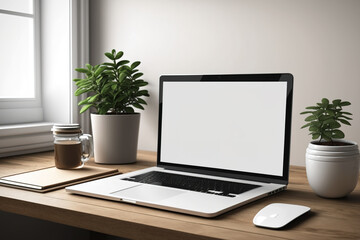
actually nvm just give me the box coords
[156,73,293,185]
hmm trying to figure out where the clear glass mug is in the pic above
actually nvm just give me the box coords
[52,124,93,169]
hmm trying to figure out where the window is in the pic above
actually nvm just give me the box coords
[0,0,43,125]
[0,0,89,157]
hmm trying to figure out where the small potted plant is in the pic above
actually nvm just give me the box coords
[74,49,149,164]
[301,98,359,198]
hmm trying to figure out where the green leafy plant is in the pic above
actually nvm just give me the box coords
[73,49,149,114]
[300,98,352,143]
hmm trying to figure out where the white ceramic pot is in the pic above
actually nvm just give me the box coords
[91,113,140,164]
[306,140,359,198]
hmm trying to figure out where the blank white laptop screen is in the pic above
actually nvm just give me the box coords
[160,81,287,176]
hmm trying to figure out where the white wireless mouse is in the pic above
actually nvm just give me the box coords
[253,203,310,229]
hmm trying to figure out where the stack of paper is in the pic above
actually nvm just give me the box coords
[0,166,119,192]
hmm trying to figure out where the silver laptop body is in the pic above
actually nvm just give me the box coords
[66,73,294,218]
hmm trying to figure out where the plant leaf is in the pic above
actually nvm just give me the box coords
[339,119,351,126]
[323,118,336,125]
[314,109,325,116]
[115,51,124,59]
[133,103,144,110]
[75,88,90,96]
[301,123,311,129]
[80,104,93,114]
[309,126,319,132]
[340,111,352,115]
[132,72,143,80]
[325,110,335,116]
[134,80,148,87]
[101,82,116,94]
[338,115,353,120]
[300,111,314,115]
[305,115,317,122]
[85,63,92,70]
[332,129,345,139]
[88,94,99,103]
[339,101,351,106]
[94,66,106,77]
[136,90,150,97]
[105,52,114,60]
[137,98,147,105]
[75,68,90,74]
[117,60,130,67]
[322,98,329,107]
[305,106,320,110]
[311,122,322,127]
[111,83,117,91]
[98,103,111,114]
[323,131,332,139]
[322,135,331,142]
[78,97,89,106]
[332,99,341,106]
[125,107,134,113]
[312,133,320,140]
[119,72,127,82]
[75,79,91,87]
[103,62,115,68]
[319,115,333,121]
[131,61,141,69]
[328,121,341,129]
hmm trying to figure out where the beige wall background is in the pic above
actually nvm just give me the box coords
[89,0,360,166]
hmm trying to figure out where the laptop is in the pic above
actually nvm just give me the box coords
[66,73,294,218]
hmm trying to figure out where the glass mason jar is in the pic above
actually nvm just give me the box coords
[51,124,93,169]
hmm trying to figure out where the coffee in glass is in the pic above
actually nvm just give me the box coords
[52,124,92,169]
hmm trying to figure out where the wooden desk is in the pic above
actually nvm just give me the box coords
[0,151,359,240]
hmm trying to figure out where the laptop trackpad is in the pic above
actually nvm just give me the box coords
[112,184,184,203]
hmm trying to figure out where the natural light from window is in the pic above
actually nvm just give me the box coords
[0,0,35,98]
[0,0,88,157]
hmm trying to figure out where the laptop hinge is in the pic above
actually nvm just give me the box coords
[159,164,288,185]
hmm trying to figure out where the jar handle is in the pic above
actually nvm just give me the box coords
[80,134,93,164]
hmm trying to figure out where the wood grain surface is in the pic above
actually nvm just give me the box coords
[0,151,359,239]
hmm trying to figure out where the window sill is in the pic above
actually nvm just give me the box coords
[0,122,54,157]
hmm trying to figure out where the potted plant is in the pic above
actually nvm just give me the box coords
[74,49,149,164]
[300,98,359,198]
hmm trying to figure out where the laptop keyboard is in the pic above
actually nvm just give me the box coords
[123,171,260,198]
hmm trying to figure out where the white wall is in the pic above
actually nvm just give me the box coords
[89,0,360,166]
[41,0,71,123]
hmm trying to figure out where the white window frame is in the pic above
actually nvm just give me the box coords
[0,0,43,125]
[0,0,89,158]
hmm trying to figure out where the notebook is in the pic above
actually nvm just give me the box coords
[66,73,294,217]
[0,166,119,192]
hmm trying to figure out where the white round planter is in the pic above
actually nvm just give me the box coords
[306,140,359,198]
[91,113,140,164]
